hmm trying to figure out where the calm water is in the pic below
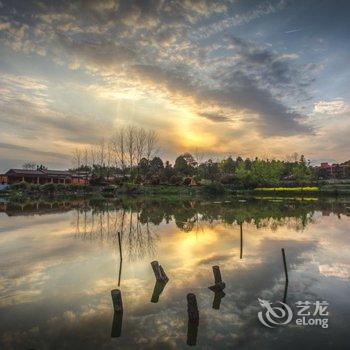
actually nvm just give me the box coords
[0,197,350,349]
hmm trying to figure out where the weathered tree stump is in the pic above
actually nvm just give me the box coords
[212,290,225,310]
[111,289,123,313]
[151,261,169,282]
[151,280,168,303]
[213,265,222,284]
[187,293,199,325]
[208,265,225,292]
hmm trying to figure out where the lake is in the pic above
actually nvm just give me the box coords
[0,197,350,349]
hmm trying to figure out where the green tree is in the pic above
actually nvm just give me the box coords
[206,159,220,181]
[292,163,313,185]
[235,162,250,186]
[150,157,164,173]
[220,156,235,173]
[138,158,149,175]
[163,161,175,179]
[174,153,195,175]
[251,160,284,186]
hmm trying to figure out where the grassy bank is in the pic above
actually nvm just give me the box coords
[1,181,350,201]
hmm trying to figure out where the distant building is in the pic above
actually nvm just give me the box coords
[0,168,89,185]
[0,174,7,184]
[318,162,349,178]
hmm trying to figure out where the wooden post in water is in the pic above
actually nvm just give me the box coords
[151,280,168,303]
[240,222,243,259]
[212,290,225,310]
[187,319,199,346]
[213,265,222,284]
[111,289,123,313]
[281,248,289,283]
[187,293,199,324]
[151,261,169,282]
[111,311,123,338]
[187,293,199,346]
[283,279,289,304]
[209,265,225,292]
[117,231,123,287]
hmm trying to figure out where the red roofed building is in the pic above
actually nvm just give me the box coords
[319,162,348,178]
[1,168,88,185]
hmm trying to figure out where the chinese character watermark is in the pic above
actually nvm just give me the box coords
[258,298,329,329]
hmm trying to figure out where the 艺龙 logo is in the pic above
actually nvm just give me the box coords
[258,298,293,328]
[258,298,329,328]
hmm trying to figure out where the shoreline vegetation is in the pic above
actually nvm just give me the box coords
[2,128,350,199]
[1,181,350,202]
[3,127,350,199]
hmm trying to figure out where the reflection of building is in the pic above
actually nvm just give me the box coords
[1,168,88,185]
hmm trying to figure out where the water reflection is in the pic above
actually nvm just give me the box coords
[0,197,350,349]
[111,311,123,338]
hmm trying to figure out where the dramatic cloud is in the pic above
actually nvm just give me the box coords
[314,100,349,115]
[0,0,349,169]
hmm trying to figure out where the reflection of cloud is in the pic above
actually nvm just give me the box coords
[319,264,350,279]
[1,201,350,348]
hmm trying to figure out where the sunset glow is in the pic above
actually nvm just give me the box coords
[0,0,349,170]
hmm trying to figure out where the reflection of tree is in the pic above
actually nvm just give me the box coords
[73,207,158,261]
[72,197,350,260]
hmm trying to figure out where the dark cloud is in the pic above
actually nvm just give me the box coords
[1,0,349,163]
[0,0,315,138]
[0,142,70,160]
[0,95,112,143]
[225,35,312,96]
[132,63,311,136]
[199,112,231,123]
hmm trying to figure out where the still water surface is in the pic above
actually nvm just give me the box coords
[0,197,350,349]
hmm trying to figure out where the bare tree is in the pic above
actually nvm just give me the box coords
[98,139,106,167]
[194,147,205,167]
[286,152,299,162]
[126,125,136,172]
[146,130,159,161]
[106,141,113,178]
[83,148,88,168]
[112,127,126,174]
[90,146,96,168]
[135,127,146,166]
[73,148,82,169]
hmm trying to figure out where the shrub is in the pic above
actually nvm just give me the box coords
[40,183,56,192]
[183,177,192,186]
[150,175,160,185]
[118,183,141,195]
[202,182,226,195]
[11,181,30,190]
[220,174,235,184]
[102,185,117,193]
[29,184,41,191]
[134,174,143,184]
[90,176,107,186]
[169,175,182,186]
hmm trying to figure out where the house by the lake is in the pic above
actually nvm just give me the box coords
[0,168,88,185]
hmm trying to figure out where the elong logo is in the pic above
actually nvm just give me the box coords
[258,298,329,329]
[258,298,293,328]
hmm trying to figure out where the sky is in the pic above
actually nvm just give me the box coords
[0,0,349,171]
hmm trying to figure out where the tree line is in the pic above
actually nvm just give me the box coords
[69,126,343,187]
